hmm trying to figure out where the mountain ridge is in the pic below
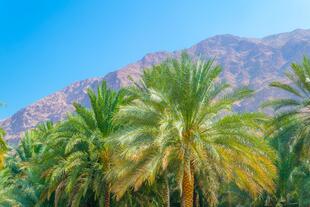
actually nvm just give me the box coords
[2,28,310,144]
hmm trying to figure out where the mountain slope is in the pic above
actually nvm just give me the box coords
[2,29,310,144]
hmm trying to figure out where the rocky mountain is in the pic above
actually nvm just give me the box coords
[2,29,310,144]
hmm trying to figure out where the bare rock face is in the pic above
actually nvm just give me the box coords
[0,78,105,144]
[2,29,310,144]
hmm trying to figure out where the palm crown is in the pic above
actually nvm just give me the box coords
[41,82,123,207]
[264,57,310,159]
[111,53,276,206]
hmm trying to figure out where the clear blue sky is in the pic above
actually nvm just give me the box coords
[1,0,310,119]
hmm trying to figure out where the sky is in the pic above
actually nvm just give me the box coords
[1,0,310,119]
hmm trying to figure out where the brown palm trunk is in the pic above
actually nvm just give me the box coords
[193,189,197,207]
[105,185,110,207]
[181,168,194,207]
[104,155,111,207]
[164,176,170,207]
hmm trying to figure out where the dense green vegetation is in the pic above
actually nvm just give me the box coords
[0,128,7,169]
[0,54,310,206]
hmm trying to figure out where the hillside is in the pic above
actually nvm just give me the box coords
[2,28,310,144]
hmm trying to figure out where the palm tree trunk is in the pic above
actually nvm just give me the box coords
[105,184,111,207]
[198,190,204,207]
[193,189,197,207]
[181,168,194,207]
[164,175,170,207]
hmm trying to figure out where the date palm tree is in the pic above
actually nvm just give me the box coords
[42,81,123,207]
[110,54,277,207]
[0,102,8,169]
[263,56,310,160]
[0,128,8,169]
[262,121,300,206]
[0,122,56,207]
[289,161,310,206]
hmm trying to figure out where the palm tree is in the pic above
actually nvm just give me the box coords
[0,122,56,207]
[289,161,310,206]
[0,102,8,169]
[110,53,277,207]
[263,56,310,160]
[0,128,8,169]
[261,121,299,206]
[42,81,123,207]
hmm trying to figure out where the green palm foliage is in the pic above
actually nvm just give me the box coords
[290,161,310,206]
[0,122,55,207]
[0,128,7,169]
[217,184,254,207]
[110,54,277,206]
[263,56,310,160]
[265,122,300,206]
[0,102,8,170]
[41,81,122,207]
